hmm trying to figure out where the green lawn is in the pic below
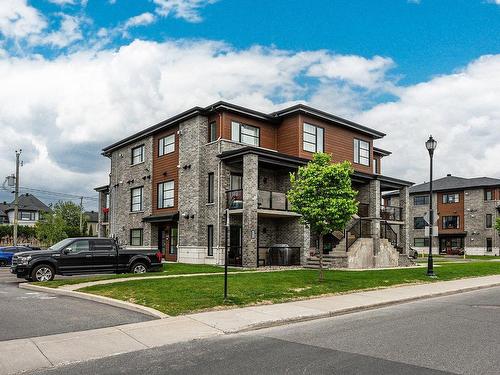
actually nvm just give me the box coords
[38,263,252,288]
[79,261,500,316]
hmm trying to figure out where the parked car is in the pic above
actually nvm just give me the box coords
[0,246,34,267]
[11,237,163,282]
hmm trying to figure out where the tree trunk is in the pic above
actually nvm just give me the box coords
[318,233,324,282]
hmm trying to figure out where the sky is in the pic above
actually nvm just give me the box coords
[1,0,500,210]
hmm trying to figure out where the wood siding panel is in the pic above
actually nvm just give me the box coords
[152,125,179,215]
[437,191,464,234]
[277,115,300,155]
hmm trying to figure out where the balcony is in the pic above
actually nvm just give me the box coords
[226,189,293,212]
[380,205,403,221]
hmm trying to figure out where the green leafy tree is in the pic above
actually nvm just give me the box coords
[287,153,358,281]
[35,212,67,246]
[54,201,85,237]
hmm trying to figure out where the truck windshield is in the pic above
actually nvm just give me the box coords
[48,238,74,252]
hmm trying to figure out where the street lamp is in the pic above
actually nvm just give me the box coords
[425,135,437,277]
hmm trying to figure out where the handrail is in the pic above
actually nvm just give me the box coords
[346,218,372,250]
[380,221,398,247]
[258,190,289,211]
[380,205,403,221]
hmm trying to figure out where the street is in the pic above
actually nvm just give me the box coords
[0,268,153,341]
[27,285,500,375]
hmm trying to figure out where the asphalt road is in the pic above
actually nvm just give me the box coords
[29,286,500,375]
[0,268,153,341]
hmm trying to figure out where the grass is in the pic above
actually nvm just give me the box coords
[415,255,499,263]
[79,261,500,316]
[38,263,252,288]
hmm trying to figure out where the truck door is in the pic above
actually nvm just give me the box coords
[58,239,93,274]
[91,239,117,273]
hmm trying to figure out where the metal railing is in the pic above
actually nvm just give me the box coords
[258,190,289,211]
[380,222,398,248]
[380,206,403,221]
[257,246,301,267]
[226,189,243,210]
[346,218,372,250]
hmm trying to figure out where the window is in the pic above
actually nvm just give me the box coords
[169,227,178,255]
[414,217,426,229]
[354,139,370,166]
[207,225,214,256]
[208,121,217,142]
[158,181,175,208]
[414,238,430,247]
[442,216,460,229]
[19,211,36,221]
[302,123,324,153]
[130,229,143,246]
[231,121,260,146]
[484,189,493,201]
[486,238,492,252]
[131,145,144,165]
[65,240,89,253]
[208,173,215,203]
[442,193,459,204]
[159,134,175,156]
[486,214,493,228]
[130,187,143,212]
[373,158,378,174]
[92,239,114,251]
[414,195,430,206]
[230,174,243,190]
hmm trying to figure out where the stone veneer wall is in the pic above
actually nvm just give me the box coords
[464,189,499,255]
[409,192,439,254]
[109,137,154,249]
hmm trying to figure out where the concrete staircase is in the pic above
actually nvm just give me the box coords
[304,253,348,269]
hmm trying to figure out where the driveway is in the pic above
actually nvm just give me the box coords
[0,268,153,341]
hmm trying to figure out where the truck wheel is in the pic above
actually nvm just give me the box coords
[31,264,55,282]
[130,262,148,274]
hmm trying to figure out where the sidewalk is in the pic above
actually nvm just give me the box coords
[2,275,500,375]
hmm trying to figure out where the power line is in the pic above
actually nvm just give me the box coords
[0,185,98,201]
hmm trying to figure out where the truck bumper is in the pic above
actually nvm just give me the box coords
[11,266,30,278]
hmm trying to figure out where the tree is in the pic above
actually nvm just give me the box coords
[54,201,85,237]
[35,212,67,246]
[496,217,500,235]
[287,153,358,281]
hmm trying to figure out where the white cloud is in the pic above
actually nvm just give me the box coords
[47,0,76,5]
[153,0,218,23]
[123,12,156,29]
[0,0,47,39]
[30,14,83,48]
[487,0,500,5]
[357,54,500,183]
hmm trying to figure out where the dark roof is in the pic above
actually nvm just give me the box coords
[84,211,98,222]
[385,175,500,196]
[373,147,392,156]
[3,194,50,213]
[102,101,386,155]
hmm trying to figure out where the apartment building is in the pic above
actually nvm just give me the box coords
[384,174,500,256]
[96,102,413,268]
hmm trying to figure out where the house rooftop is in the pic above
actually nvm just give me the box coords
[102,101,386,156]
[2,194,51,213]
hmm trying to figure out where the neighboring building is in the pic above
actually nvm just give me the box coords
[97,101,412,268]
[0,194,51,227]
[84,211,99,236]
[384,174,500,256]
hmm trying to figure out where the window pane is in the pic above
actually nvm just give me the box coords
[231,121,240,142]
[303,132,316,144]
[316,128,324,152]
[241,124,258,137]
[73,240,89,252]
[209,122,217,142]
[303,142,316,153]
[303,123,316,134]
[241,134,258,146]
[354,139,359,163]
[207,225,214,256]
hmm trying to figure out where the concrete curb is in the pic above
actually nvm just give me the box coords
[19,283,168,319]
[230,281,500,333]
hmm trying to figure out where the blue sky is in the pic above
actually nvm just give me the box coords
[1,0,500,209]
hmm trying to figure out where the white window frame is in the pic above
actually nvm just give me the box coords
[231,121,260,146]
[131,145,144,165]
[130,187,143,212]
[158,181,175,209]
[302,123,324,153]
[159,134,175,156]
[442,193,460,204]
[354,139,370,166]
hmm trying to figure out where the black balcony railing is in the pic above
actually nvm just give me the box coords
[380,221,398,248]
[227,189,243,210]
[346,218,372,250]
[258,190,289,211]
[380,206,403,221]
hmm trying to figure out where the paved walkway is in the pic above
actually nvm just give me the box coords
[2,275,500,375]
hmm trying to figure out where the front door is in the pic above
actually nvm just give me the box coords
[228,225,242,266]
[58,239,93,274]
[160,224,178,261]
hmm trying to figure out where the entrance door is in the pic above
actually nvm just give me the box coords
[160,224,178,261]
[228,225,242,266]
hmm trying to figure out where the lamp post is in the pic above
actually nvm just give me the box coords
[425,135,437,277]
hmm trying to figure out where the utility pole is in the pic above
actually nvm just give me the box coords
[13,150,22,246]
[79,196,84,235]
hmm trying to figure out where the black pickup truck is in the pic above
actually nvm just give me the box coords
[11,237,162,282]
